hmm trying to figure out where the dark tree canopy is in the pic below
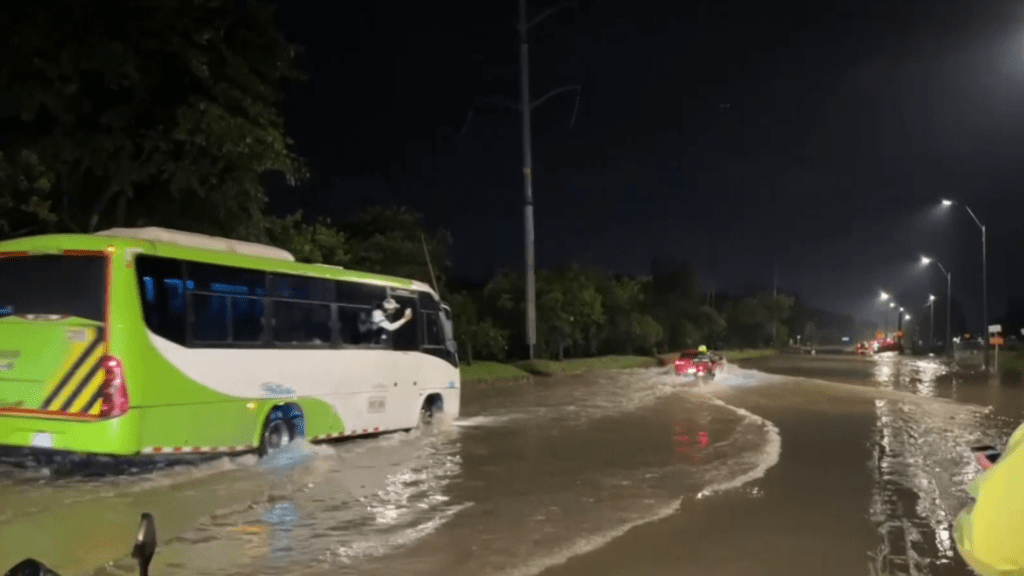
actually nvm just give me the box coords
[0,0,305,239]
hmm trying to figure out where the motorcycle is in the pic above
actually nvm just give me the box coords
[4,513,157,576]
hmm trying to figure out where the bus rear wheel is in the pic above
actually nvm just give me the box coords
[260,405,304,457]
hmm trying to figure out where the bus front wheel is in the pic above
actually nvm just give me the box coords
[419,395,443,428]
[260,405,304,457]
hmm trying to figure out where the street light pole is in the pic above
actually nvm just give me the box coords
[923,255,954,357]
[943,199,988,368]
[966,206,989,366]
[926,295,935,348]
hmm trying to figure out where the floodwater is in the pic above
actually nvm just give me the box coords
[0,353,1019,576]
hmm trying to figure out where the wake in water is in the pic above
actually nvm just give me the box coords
[338,365,786,576]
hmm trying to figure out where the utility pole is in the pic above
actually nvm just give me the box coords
[462,1,579,360]
[518,0,537,360]
[516,0,579,359]
[772,260,778,345]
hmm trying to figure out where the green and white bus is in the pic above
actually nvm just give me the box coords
[0,227,459,459]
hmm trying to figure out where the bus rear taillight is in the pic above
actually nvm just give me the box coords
[99,356,130,418]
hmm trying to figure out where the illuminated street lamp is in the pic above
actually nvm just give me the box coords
[940,199,987,367]
[922,255,953,357]
[880,291,890,301]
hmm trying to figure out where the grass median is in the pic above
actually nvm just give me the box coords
[655,348,779,365]
[460,349,779,385]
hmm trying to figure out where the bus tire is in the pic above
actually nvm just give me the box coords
[260,404,304,457]
[419,395,443,428]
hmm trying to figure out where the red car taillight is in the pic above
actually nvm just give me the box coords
[99,356,130,418]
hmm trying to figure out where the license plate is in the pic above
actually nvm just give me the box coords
[31,432,54,449]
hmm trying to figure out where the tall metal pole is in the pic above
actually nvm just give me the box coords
[963,204,987,369]
[772,261,778,345]
[518,0,537,359]
[946,272,952,357]
[929,300,934,348]
[982,224,988,367]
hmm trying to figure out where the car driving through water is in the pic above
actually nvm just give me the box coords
[673,347,722,379]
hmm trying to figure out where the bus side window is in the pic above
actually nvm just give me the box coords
[392,295,418,351]
[423,311,444,347]
[270,274,335,302]
[192,293,229,342]
[337,281,387,347]
[135,256,187,345]
[337,305,372,345]
[232,296,265,342]
[272,300,331,345]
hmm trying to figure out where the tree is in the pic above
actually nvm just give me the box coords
[0,0,306,238]
[535,265,604,360]
[448,290,508,363]
[341,205,452,292]
[255,211,347,266]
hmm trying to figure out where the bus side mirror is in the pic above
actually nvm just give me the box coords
[131,513,157,575]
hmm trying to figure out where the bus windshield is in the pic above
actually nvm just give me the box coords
[0,255,106,322]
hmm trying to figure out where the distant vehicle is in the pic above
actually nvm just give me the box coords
[674,349,722,379]
[954,338,986,369]
[5,513,157,576]
[0,228,460,463]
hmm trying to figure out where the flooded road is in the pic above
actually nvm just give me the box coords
[1,353,1020,576]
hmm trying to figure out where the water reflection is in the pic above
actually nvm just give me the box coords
[868,387,1000,574]
[264,501,299,565]
[870,355,951,398]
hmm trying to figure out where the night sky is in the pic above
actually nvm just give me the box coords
[269,0,1024,331]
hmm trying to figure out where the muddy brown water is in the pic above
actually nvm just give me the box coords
[0,354,1018,576]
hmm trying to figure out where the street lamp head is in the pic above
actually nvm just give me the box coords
[929,294,935,301]
[921,255,932,265]
[905,314,911,320]
[899,306,904,312]
[941,199,954,206]
[890,302,895,308]
[880,291,890,300]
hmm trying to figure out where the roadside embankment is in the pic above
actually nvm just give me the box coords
[461,350,779,385]
[655,348,780,365]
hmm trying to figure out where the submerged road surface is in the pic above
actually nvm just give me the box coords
[0,354,1018,576]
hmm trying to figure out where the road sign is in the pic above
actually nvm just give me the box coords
[989,324,1002,334]
[991,335,1005,346]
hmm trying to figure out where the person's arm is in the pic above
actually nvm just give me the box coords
[373,308,412,331]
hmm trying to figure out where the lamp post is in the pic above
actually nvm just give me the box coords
[941,199,987,367]
[879,292,890,335]
[889,301,896,334]
[926,295,936,348]
[922,256,953,357]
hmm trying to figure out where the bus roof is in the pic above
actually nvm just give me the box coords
[96,227,296,262]
[0,229,436,297]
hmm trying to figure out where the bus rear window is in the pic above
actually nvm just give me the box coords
[0,255,106,322]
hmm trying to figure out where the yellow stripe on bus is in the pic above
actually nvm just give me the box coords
[46,344,105,411]
[68,365,107,414]
[41,335,92,402]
